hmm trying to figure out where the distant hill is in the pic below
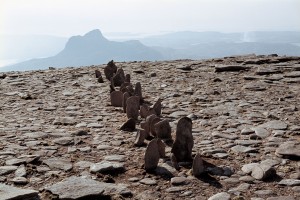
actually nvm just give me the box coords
[1,30,163,71]
[2,30,300,72]
[141,31,300,60]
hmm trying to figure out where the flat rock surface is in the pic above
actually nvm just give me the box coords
[0,55,299,199]
[0,183,39,200]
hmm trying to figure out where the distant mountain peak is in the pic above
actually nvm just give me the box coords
[84,29,106,40]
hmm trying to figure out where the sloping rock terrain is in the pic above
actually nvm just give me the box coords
[0,54,299,199]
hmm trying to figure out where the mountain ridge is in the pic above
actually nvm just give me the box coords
[1,29,163,71]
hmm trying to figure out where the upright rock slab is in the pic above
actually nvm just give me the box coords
[104,60,117,80]
[112,68,125,86]
[153,98,162,116]
[122,92,130,113]
[193,154,205,177]
[126,96,140,120]
[171,117,194,162]
[134,82,143,100]
[144,139,161,171]
[110,91,123,107]
[154,119,172,140]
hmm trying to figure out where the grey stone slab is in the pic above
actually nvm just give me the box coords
[44,176,130,199]
[0,183,39,200]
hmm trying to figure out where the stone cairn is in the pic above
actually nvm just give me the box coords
[97,60,205,176]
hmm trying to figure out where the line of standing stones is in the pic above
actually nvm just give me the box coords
[95,60,204,177]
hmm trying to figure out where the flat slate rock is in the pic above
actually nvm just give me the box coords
[278,179,300,186]
[0,183,39,200]
[44,176,130,199]
[90,161,125,173]
[43,158,73,171]
[208,192,231,200]
[275,141,300,158]
[215,65,249,72]
[259,120,288,130]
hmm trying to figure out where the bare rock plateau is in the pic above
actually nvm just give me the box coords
[0,54,299,199]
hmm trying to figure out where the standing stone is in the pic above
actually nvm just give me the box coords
[150,117,161,137]
[110,91,123,107]
[140,104,150,118]
[135,82,143,100]
[120,118,136,132]
[135,130,146,147]
[125,74,131,83]
[192,154,205,176]
[122,92,130,113]
[95,70,102,78]
[157,139,166,158]
[155,119,172,140]
[171,117,193,162]
[144,114,158,139]
[104,60,117,80]
[126,96,140,120]
[113,68,125,86]
[110,77,115,93]
[153,98,162,116]
[144,139,160,171]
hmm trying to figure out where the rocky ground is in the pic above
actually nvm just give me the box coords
[0,54,299,200]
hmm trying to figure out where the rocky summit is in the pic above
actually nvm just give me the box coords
[0,54,300,200]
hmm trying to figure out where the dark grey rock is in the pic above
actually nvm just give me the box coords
[144,139,160,171]
[192,153,204,176]
[126,96,140,120]
[112,68,125,86]
[104,60,117,80]
[154,119,172,140]
[110,91,123,107]
[171,117,193,162]
[120,118,136,132]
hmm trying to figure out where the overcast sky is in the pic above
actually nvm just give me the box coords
[1,0,300,37]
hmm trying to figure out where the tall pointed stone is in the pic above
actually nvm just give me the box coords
[122,92,130,113]
[144,114,158,139]
[113,68,125,86]
[104,60,117,80]
[150,117,161,137]
[125,74,131,83]
[135,82,143,100]
[171,117,193,162]
[157,139,166,158]
[120,118,136,132]
[126,96,140,120]
[153,98,162,116]
[135,130,146,147]
[192,154,204,176]
[144,139,160,171]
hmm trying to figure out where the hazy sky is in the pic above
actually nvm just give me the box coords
[1,0,300,37]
